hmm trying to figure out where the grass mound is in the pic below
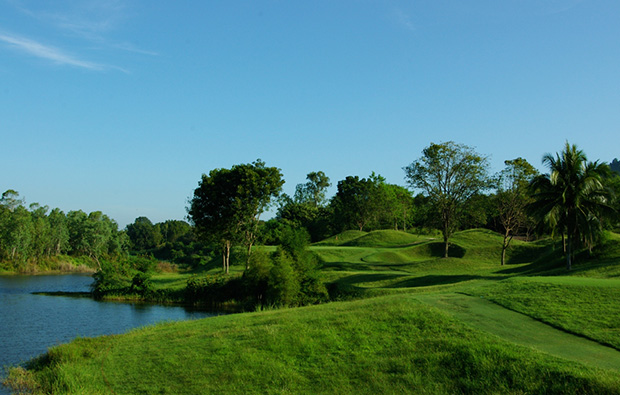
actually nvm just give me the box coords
[313,230,368,246]
[361,242,465,264]
[8,295,620,394]
[342,230,429,247]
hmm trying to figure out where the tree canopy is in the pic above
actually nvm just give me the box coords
[188,159,284,273]
[528,142,616,270]
[496,158,538,265]
[404,141,490,257]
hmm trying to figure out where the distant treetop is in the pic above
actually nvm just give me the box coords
[610,158,620,174]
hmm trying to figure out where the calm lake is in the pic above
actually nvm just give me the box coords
[0,274,215,395]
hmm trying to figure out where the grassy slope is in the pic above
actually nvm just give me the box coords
[469,276,620,350]
[416,293,620,372]
[8,295,620,395]
[7,229,620,394]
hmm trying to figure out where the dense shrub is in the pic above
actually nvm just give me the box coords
[130,272,153,296]
[185,273,243,306]
[91,260,133,298]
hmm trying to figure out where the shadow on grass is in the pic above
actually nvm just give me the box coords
[421,242,466,258]
[332,272,494,289]
[506,243,547,265]
[333,273,407,286]
[389,274,488,288]
[320,261,407,272]
[498,244,566,276]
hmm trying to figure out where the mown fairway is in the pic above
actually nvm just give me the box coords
[6,229,620,394]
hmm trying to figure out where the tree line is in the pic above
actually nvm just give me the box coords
[2,141,619,276]
[187,141,619,273]
[0,190,127,271]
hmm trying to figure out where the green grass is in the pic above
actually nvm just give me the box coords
[312,230,369,246]
[415,292,620,372]
[469,276,620,350]
[312,229,537,295]
[7,295,620,395]
[7,228,620,394]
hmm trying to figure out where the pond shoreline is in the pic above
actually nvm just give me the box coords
[1,274,218,395]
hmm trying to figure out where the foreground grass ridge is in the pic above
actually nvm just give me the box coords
[6,229,620,394]
[7,296,620,394]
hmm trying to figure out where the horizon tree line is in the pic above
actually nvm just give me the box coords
[2,141,619,272]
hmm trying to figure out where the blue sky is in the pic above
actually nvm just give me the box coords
[1,0,619,228]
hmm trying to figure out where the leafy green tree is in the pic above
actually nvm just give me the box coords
[0,190,25,212]
[610,158,620,175]
[4,206,33,265]
[609,173,620,230]
[84,211,118,268]
[330,173,412,232]
[188,159,284,273]
[67,210,89,255]
[29,203,51,260]
[232,160,285,267]
[496,158,538,265]
[0,190,30,264]
[48,208,69,255]
[331,175,376,232]
[459,193,495,230]
[382,184,414,231]
[126,217,161,251]
[529,142,616,270]
[294,171,331,207]
[404,141,490,258]
[188,166,238,274]
[275,198,332,242]
[156,220,192,244]
[408,193,433,231]
[66,210,124,268]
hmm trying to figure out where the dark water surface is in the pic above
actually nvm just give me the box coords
[0,274,214,394]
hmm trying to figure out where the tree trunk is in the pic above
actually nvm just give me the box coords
[222,246,226,273]
[562,234,566,254]
[226,241,230,274]
[222,241,231,275]
[501,229,513,266]
[246,242,253,270]
[501,236,508,266]
[442,216,450,258]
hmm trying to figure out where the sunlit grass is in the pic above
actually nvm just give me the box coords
[7,228,620,394]
[470,276,620,350]
[8,295,620,394]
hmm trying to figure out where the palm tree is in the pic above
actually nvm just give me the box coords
[528,142,615,270]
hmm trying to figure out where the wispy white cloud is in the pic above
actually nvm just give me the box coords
[4,0,156,67]
[0,32,122,71]
[11,0,125,35]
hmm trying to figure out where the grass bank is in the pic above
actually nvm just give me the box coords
[0,255,97,275]
[6,295,620,395]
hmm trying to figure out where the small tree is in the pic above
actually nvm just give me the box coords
[496,158,538,265]
[404,141,490,258]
